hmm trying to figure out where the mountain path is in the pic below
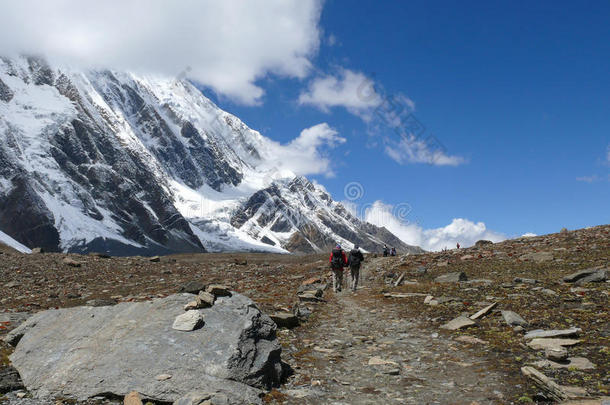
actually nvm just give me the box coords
[279,265,510,404]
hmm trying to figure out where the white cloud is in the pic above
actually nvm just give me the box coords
[260,123,346,177]
[364,201,505,251]
[576,175,599,183]
[521,232,537,237]
[298,68,382,116]
[384,136,466,166]
[298,68,465,166]
[606,144,610,164]
[0,0,322,105]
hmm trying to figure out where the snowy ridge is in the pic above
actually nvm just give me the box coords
[0,56,421,255]
[0,230,31,253]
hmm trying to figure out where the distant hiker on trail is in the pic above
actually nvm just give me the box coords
[329,244,347,292]
[390,247,397,256]
[383,245,389,257]
[456,242,460,249]
[347,245,364,292]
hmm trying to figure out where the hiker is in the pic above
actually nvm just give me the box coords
[329,244,347,292]
[456,242,460,249]
[347,245,365,292]
[390,247,397,256]
[382,244,389,257]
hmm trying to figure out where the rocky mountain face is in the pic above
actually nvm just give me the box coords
[0,56,422,255]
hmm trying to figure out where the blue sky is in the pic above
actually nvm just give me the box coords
[204,0,609,243]
[3,0,608,249]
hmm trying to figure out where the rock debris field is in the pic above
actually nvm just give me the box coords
[0,225,608,404]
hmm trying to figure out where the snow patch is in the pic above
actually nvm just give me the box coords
[0,230,31,253]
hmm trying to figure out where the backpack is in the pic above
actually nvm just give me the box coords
[331,248,344,268]
[349,249,362,266]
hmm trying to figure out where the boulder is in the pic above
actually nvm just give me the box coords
[454,335,488,345]
[292,304,312,321]
[270,312,299,329]
[513,277,539,284]
[541,288,558,296]
[545,346,568,361]
[184,292,216,310]
[179,281,206,294]
[520,366,569,402]
[524,328,581,340]
[368,356,398,367]
[30,247,44,254]
[435,272,467,283]
[298,292,323,302]
[532,357,596,370]
[501,310,528,326]
[197,291,216,307]
[62,257,82,267]
[527,338,581,351]
[297,283,326,295]
[475,240,493,247]
[440,316,476,330]
[575,269,607,285]
[5,293,283,403]
[206,285,232,297]
[469,302,497,320]
[172,310,204,331]
[301,277,321,286]
[563,269,607,284]
[149,256,161,263]
[520,251,553,263]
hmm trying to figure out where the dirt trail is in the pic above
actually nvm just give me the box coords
[278,264,511,404]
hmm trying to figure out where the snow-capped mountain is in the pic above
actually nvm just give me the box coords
[0,56,422,255]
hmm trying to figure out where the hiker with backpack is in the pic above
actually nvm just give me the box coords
[347,245,365,292]
[329,244,348,292]
[383,245,389,257]
[390,247,397,256]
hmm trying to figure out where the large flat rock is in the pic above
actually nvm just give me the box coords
[5,293,284,403]
[527,338,581,351]
[440,315,476,330]
[563,268,607,284]
[435,272,467,283]
[524,328,581,340]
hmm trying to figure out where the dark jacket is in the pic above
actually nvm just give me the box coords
[329,248,348,269]
[348,249,364,268]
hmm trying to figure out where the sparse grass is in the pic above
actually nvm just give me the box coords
[263,389,287,404]
[0,343,12,366]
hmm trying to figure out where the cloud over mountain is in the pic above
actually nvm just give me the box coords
[364,201,505,251]
[0,0,323,105]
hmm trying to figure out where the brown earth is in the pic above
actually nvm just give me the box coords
[0,225,608,404]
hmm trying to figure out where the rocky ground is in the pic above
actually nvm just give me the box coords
[0,225,608,404]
